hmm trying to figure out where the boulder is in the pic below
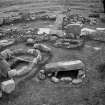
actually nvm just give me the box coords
[38,70,46,80]
[61,77,72,81]
[72,79,82,84]
[1,79,15,94]
[78,70,84,76]
[51,77,60,83]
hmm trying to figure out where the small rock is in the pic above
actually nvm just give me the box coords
[51,77,60,83]
[93,47,101,51]
[30,15,36,20]
[38,70,46,80]
[38,28,50,34]
[8,69,17,77]
[61,77,72,81]
[26,38,34,44]
[1,79,15,94]
[72,79,82,84]
[78,70,84,76]
[82,74,86,79]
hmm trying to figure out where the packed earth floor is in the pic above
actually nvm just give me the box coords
[0,0,105,105]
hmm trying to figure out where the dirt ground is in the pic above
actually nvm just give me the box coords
[0,0,105,105]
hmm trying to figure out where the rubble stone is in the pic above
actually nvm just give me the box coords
[38,70,46,80]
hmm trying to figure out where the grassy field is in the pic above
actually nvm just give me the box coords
[0,0,105,105]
